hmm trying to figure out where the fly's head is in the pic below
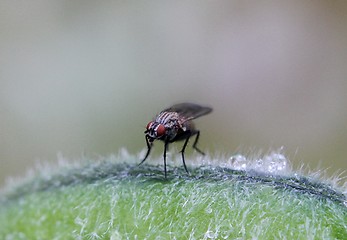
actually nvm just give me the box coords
[145,121,167,143]
[145,112,183,142]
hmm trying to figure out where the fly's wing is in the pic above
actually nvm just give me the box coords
[163,103,212,121]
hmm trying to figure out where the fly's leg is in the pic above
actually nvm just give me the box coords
[138,136,152,166]
[180,133,192,174]
[192,130,205,155]
[163,140,169,178]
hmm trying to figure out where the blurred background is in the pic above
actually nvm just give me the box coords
[1,1,347,187]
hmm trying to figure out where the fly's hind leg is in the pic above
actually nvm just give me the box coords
[180,133,191,174]
[192,130,205,155]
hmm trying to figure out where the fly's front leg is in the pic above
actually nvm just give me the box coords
[139,135,152,166]
[163,140,169,178]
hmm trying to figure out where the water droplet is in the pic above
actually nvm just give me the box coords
[264,152,288,173]
[230,155,247,170]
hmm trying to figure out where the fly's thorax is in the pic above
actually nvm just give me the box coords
[156,111,180,125]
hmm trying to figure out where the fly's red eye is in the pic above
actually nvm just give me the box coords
[156,124,166,137]
[146,121,154,130]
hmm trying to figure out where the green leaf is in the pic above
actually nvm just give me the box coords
[1,155,346,239]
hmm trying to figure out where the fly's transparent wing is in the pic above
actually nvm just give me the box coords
[163,103,212,121]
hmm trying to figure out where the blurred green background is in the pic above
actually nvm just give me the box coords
[1,1,347,188]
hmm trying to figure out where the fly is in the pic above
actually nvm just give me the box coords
[139,103,212,178]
